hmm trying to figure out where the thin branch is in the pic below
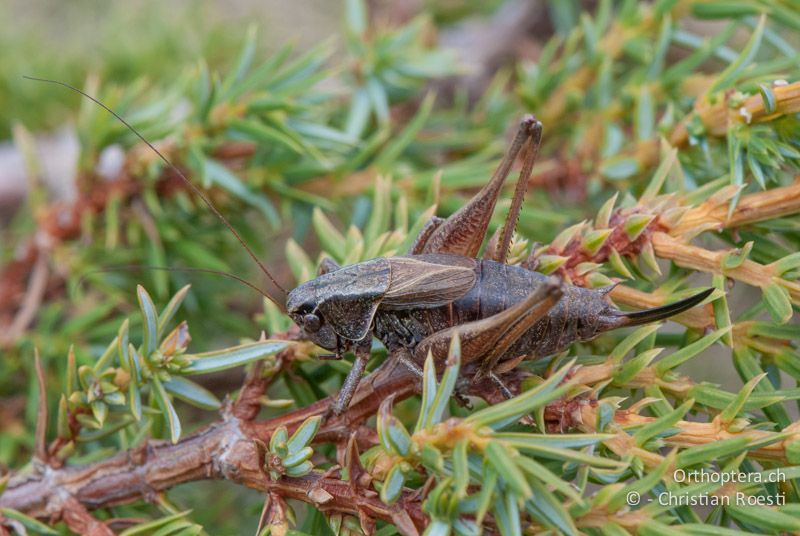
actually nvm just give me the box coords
[670,80,800,147]
[0,359,425,534]
[578,403,800,466]
[671,178,800,238]
[653,232,800,302]
[60,496,114,536]
[33,349,48,465]
[232,330,297,421]
[0,254,48,349]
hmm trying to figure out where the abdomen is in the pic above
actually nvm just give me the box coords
[373,259,595,360]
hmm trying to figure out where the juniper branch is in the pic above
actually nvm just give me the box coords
[0,359,426,534]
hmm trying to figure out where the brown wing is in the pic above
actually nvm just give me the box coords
[382,255,476,308]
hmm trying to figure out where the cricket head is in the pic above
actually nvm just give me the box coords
[286,258,392,354]
[286,280,341,352]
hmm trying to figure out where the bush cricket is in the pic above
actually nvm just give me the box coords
[29,79,712,418]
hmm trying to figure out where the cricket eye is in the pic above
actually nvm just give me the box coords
[303,313,322,333]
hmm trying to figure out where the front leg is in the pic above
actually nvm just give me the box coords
[329,343,371,416]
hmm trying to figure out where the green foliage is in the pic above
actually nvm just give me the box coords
[53,284,289,447]
[4,0,800,534]
[263,416,321,480]
[119,510,202,536]
[0,0,251,137]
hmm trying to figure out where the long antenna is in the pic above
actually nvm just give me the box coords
[74,265,280,303]
[25,76,287,310]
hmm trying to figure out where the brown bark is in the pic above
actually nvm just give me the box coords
[0,360,425,534]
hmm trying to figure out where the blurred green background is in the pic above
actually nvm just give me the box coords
[0,0,344,136]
